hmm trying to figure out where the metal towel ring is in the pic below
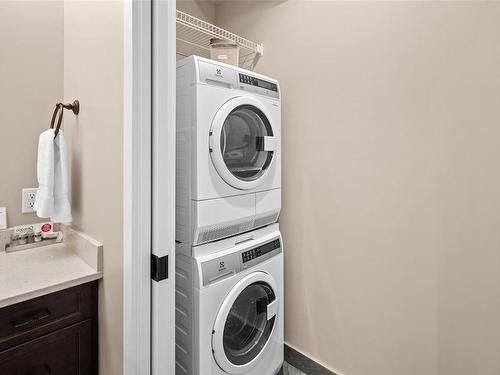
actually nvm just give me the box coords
[50,100,80,139]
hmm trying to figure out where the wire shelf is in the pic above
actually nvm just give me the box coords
[176,10,263,70]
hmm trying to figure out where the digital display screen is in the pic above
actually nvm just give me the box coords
[239,73,278,92]
[242,238,281,263]
[256,79,276,91]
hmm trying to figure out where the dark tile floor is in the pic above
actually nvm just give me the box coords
[281,361,306,374]
[282,345,336,375]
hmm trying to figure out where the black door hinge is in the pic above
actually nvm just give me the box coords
[151,254,168,282]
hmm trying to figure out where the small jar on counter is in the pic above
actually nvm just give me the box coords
[18,233,28,245]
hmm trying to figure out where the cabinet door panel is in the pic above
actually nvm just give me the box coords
[0,320,95,375]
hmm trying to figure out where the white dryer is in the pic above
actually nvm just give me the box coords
[176,56,281,246]
[175,224,283,375]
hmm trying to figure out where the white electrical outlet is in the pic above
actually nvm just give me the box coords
[0,207,6,229]
[22,188,38,213]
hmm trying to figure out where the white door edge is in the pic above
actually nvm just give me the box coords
[123,1,152,374]
[151,0,176,374]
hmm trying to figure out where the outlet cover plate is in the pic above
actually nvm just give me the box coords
[22,188,38,213]
[0,207,6,229]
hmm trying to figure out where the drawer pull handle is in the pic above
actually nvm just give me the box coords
[11,309,51,328]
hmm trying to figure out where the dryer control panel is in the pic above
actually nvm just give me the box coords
[239,74,278,92]
[238,73,280,99]
[200,236,282,286]
[197,59,280,99]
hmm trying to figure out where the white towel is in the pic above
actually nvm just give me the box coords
[52,130,72,222]
[34,129,72,223]
[33,129,55,218]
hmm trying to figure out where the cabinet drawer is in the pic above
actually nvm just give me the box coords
[0,282,97,351]
[0,319,95,375]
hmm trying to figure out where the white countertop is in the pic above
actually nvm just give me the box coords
[0,227,103,308]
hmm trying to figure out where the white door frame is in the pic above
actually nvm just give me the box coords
[123,1,176,374]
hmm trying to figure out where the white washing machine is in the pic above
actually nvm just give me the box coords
[175,224,284,375]
[176,56,281,246]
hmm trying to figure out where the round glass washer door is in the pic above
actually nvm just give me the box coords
[212,272,279,374]
[210,97,277,190]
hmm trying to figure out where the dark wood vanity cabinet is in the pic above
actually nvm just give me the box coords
[0,282,98,374]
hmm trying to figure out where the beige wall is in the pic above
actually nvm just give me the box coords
[63,2,123,374]
[216,2,500,375]
[0,1,63,227]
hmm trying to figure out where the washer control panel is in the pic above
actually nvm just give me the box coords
[242,238,281,263]
[201,236,282,286]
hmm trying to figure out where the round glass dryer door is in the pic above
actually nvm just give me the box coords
[210,97,277,190]
[212,272,279,374]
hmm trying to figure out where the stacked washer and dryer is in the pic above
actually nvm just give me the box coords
[175,56,284,375]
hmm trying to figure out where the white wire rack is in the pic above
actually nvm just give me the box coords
[176,10,264,70]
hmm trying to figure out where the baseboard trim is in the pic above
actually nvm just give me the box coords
[284,344,338,375]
